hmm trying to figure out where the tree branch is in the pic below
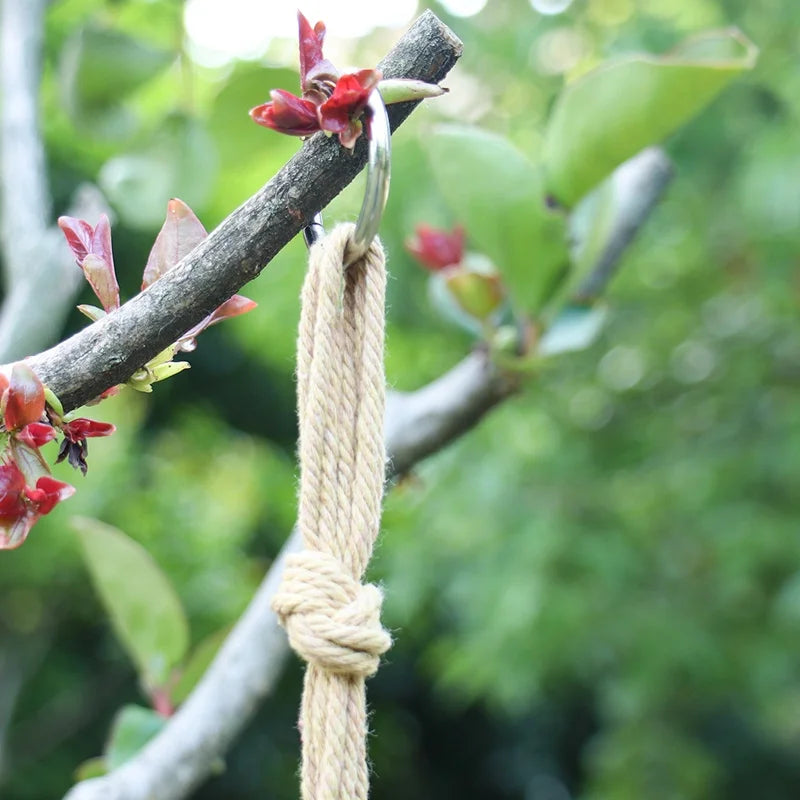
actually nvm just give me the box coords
[386,350,519,476]
[574,147,673,303]
[19,10,463,412]
[0,0,98,361]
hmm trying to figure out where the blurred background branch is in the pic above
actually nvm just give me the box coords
[0,0,103,361]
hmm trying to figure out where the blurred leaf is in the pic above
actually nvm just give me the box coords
[73,517,189,686]
[60,25,172,115]
[444,269,505,321]
[73,757,107,782]
[428,125,568,311]
[543,29,758,206]
[538,304,608,356]
[105,704,167,770]
[204,65,299,219]
[99,114,218,229]
[428,272,482,336]
[171,626,231,706]
[208,64,299,167]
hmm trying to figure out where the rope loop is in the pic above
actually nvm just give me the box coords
[273,223,389,800]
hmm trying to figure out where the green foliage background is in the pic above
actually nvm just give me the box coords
[1,0,799,798]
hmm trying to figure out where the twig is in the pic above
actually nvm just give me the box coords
[20,11,463,413]
[386,349,519,476]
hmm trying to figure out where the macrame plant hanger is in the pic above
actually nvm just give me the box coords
[271,90,392,800]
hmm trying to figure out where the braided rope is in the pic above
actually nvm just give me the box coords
[273,223,391,800]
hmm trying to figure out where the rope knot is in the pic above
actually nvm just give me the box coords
[272,550,392,678]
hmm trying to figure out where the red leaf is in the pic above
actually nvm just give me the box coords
[58,214,120,311]
[3,364,45,431]
[91,214,115,278]
[82,255,120,313]
[202,294,257,327]
[63,418,116,442]
[58,216,94,263]
[250,90,320,137]
[17,423,56,449]
[24,476,75,516]
[298,11,326,87]
[0,514,35,550]
[297,11,338,99]
[179,294,257,350]
[143,199,208,289]
[0,462,26,519]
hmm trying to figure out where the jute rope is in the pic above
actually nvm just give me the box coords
[272,223,391,800]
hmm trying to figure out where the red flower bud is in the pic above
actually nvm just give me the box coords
[406,225,466,271]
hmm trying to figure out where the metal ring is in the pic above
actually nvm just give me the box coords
[302,89,391,263]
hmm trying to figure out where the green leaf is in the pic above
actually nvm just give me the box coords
[74,757,108,782]
[428,125,568,312]
[538,304,608,356]
[105,705,166,771]
[543,29,758,206]
[72,518,189,687]
[444,269,505,322]
[99,114,218,230]
[170,626,231,707]
[60,25,172,114]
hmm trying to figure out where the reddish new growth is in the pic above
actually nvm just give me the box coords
[250,12,381,149]
[5,198,260,552]
[406,224,466,271]
[57,418,115,476]
[0,364,86,549]
[0,463,74,549]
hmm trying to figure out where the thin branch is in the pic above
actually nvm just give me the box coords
[574,147,673,303]
[386,350,519,476]
[63,348,511,800]
[20,11,463,413]
[0,0,103,361]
